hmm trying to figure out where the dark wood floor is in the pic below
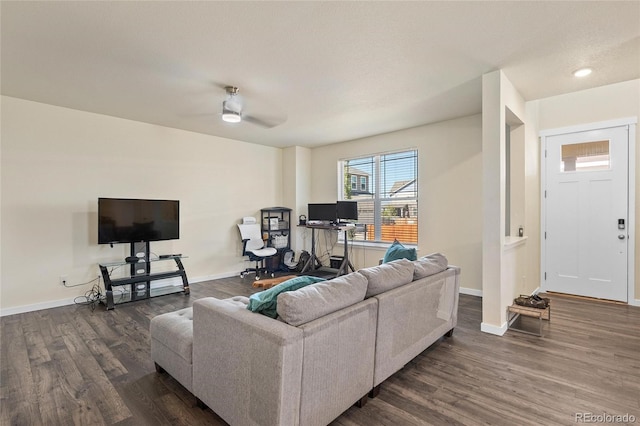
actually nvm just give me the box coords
[2,277,639,426]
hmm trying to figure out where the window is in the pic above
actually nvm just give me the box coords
[561,140,610,172]
[340,149,418,244]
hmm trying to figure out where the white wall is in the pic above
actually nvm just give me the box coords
[481,71,504,332]
[309,114,483,293]
[283,146,312,254]
[1,96,284,313]
[523,102,541,296]
[4,80,635,315]
[532,79,640,303]
[0,98,3,311]
[482,70,533,335]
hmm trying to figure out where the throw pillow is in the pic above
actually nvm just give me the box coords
[247,275,326,318]
[382,240,417,263]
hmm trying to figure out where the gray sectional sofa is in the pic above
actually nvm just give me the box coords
[150,254,460,426]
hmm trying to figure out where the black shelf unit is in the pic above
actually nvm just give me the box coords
[261,207,291,272]
[261,207,292,250]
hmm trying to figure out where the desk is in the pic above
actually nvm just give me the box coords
[300,224,356,277]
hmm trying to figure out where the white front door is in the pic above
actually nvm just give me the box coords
[544,126,629,302]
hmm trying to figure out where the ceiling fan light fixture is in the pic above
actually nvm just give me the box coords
[573,67,592,78]
[221,99,242,123]
[222,110,242,123]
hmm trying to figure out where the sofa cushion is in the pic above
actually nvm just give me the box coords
[150,306,194,363]
[382,240,417,263]
[226,295,250,307]
[413,253,448,280]
[360,258,415,298]
[276,272,368,326]
[247,276,326,318]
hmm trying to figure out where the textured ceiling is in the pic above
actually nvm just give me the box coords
[2,1,639,148]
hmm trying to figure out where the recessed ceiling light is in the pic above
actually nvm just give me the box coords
[573,68,593,77]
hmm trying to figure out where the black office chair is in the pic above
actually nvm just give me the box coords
[237,217,277,280]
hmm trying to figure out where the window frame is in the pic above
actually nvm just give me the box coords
[359,176,367,191]
[339,148,418,245]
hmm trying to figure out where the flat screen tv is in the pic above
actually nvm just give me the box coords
[308,203,337,222]
[98,198,180,244]
[336,201,358,221]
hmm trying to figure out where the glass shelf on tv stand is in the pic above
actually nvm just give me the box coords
[99,255,188,268]
[106,282,186,306]
[98,255,190,310]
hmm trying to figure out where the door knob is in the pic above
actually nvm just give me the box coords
[618,234,626,240]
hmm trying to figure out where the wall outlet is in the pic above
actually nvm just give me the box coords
[59,276,67,286]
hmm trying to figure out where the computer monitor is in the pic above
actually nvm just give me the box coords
[336,201,358,221]
[308,203,337,222]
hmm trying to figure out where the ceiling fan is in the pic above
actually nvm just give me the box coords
[220,85,285,128]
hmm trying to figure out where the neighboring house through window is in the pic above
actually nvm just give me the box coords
[340,149,418,244]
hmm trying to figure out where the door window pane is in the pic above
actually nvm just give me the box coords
[562,140,610,172]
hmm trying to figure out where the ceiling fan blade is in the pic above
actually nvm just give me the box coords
[243,113,287,129]
[209,83,287,128]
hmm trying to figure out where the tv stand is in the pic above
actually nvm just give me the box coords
[99,242,189,310]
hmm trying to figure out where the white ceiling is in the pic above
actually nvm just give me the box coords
[2,1,639,148]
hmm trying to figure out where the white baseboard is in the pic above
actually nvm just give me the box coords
[0,272,242,317]
[7,275,635,317]
[0,277,481,316]
[190,271,239,283]
[481,321,508,336]
[460,287,482,297]
[1,297,78,317]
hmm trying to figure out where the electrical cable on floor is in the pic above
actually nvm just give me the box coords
[319,229,338,266]
[73,279,104,312]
